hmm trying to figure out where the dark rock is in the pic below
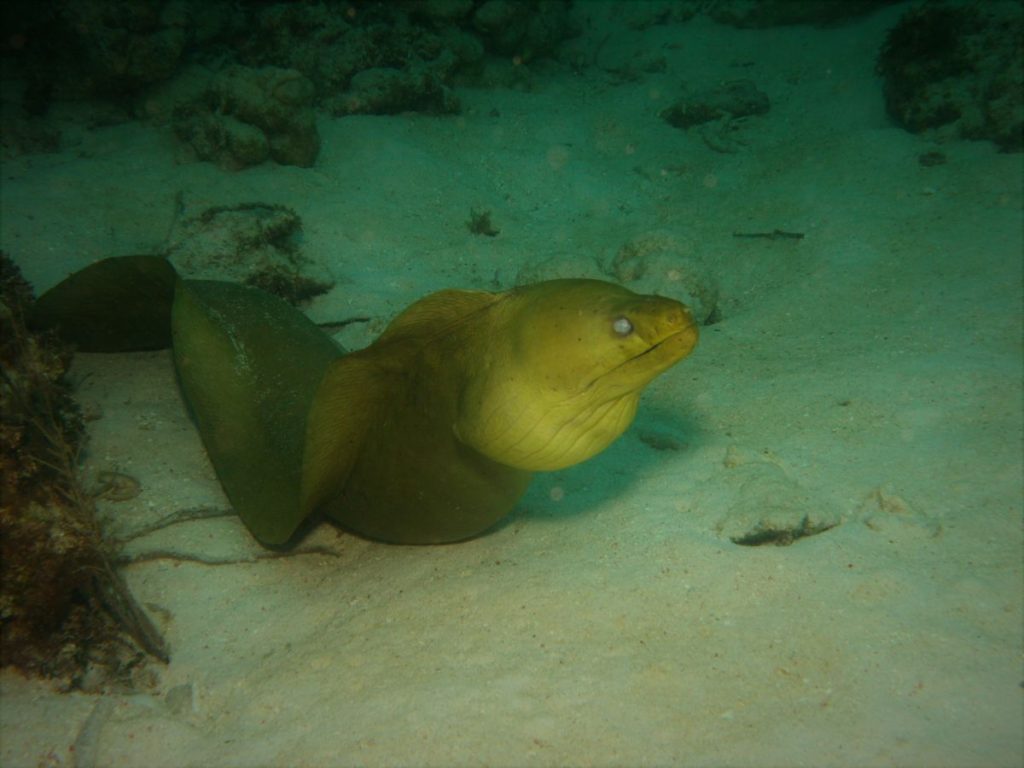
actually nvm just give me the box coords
[877,1,1023,152]
[661,80,770,130]
[8,0,207,101]
[327,67,460,116]
[708,0,895,28]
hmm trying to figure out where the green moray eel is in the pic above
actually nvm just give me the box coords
[32,256,698,546]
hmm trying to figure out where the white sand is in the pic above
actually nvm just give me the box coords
[2,5,1022,767]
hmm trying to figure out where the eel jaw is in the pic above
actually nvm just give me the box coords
[597,312,699,395]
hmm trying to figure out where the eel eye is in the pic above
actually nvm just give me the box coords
[612,316,633,337]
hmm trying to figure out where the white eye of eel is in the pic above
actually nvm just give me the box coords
[612,316,633,336]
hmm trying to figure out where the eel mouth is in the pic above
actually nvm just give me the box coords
[594,318,699,393]
[638,312,700,361]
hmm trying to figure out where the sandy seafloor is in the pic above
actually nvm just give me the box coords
[1,5,1022,768]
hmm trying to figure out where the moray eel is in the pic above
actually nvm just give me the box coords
[33,256,698,546]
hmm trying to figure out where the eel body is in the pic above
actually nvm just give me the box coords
[33,256,698,546]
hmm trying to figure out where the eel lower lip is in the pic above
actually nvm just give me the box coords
[642,322,699,359]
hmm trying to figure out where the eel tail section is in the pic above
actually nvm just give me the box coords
[30,255,179,352]
[30,254,343,547]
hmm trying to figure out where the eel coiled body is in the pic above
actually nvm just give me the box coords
[33,256,699,546]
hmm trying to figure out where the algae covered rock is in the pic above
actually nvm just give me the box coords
[239,0,570,108]
[0,253,167,689]
[163,202,332,305]
[406,0,476,21]
[473,0,573,58]
[172,65,320,168]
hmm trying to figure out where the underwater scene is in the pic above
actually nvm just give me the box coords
[1,1,1021,766]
